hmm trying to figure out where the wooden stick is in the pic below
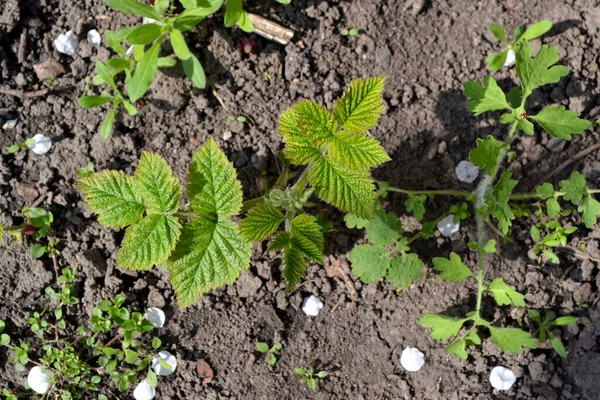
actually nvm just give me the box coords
[247,14,294,45]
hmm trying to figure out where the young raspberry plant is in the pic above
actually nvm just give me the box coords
[1,206,60,261]
[80,77,389,306]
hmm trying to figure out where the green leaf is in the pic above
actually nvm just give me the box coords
[0,333,10,346]
[237,11,254,32]
[419,314,467,340]
[514,25,526,41]
[278,108,322,165]
[365,209,402,245]
[433,252,472,282]
[328,131,390,171]
[521,20,552,41]
[182,54,206,89]
[487,278,525,307]
[122,100,138,116]
[126,24,162,45]
[281,244,307,290]
[489,326,537,354]
[256,342,269,352]
[531,105,591,140]
[549,333,567,358]
[290,214,324,263]
[506,87,523,108]
[170,29,192,60]
[106,30,126,55]
[348,244,389,284]
[104,0,162,20]
[79,96,113,109]
[147,370,158,387]
[578,194,600,229]
[117,214,182,270]
[188,138,243,218]
[488,24,505,41]
[387,253,423,290]
[128,38,162,102]
[516,41,569,95]
[106,57,131,70]
[463,77,509,116]
[553,316,578,326]
[445,339,468,359]
[80,171,145,228]
[344,213,369,229]
[169,217,251,307]
[240,204,284,241]
[518,119,535,135]
[469,135,503,175]
[547,197,561,217]
[157,57,177,68]
[536,182,555,199]
[484,239,496,253]
[405,194,427,221]
[294,100,337,147]
[101,106,117,139]
[308,156,376,219]
[559,171,587,203]
[333,77,385,133]
[174,14,205,32]
[95,61,118,92]
[134,153,182,214]
[30,244,46,259]
[486,50,508,72]
[224,0,243,27]
[487,171,518,233]
[154,0,170,14]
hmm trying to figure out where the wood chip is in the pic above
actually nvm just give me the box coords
[248,13,294,45]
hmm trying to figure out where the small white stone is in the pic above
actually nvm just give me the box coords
[54,30,79,56]
[152,351,177,376]
[302,295,324,316]
[3,119,17,129]
[504,49,516,67]
[400,347,425,372]
[437,214,460,237]
[28,134,52,155]
[489,366,516,391]
[455,160,479,183]
[27,366,53,394]
[126,45,135,57]
[87,29,101,47]
[146,307,166,328]
[133,379,156,400]
[143,17,164,26]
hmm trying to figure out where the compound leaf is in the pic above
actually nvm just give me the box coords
[487,278,525,307]
[489,326,537,354]
[134,153,182,214]
[79,171,145,228]
[516,41,569,95]
[329,131,390,171]
[463,77,509,116]
[559,171,587,203]
[578,194,600,229]
[333,77,385,133]
[387,253,423,290]
[469,135,503,175]
[278,108,322,165]
[365,209,402,245]
[240,204,284,241]
[348,244,389,284]
[294,100,337,147]
[433,252,472,282]
[419,314,467,340]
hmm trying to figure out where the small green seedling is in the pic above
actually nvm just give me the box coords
[76,161,95,178]
[341,28,359,36]
[228,114,247,123]
[256,342,282,365]
[529,220,578,264]
[486,19,552,71]
[6,138,35,154]
[529,310,577,357]
[294,360,328,390]
[1,207,59,260]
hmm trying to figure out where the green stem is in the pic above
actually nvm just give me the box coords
[406,212,451,245]
[385,186,474,200]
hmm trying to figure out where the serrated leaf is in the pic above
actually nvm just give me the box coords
[333,77,385,133]
[488,24,505,41]
[489,326,537,354]
[531,105,591,140]
[405,194,427,221]
[559,171,587,203]
[290,215,324,263]
[516,41,569,95]
[487,171,517,234]
[348,244,389,284]
[308,156,376,219]
[268,231,291,252]
[329,131,390,171]
[521,20,552,40]
[419,314,467,340]
[281,244,307,290]
[104,0,162,20]
[433,252,472,282]
[487,278,525,307]
[80,171,145,228]
[365,209,402,245]
[128,38,162,102]
[469,135,503,175]
[279,108,322,165]
[344,213,369,229]
[134,153,182,214]
[463,77,509,116]
[518,119,535,135]
[168,217,251,307]
[117,214,181,270]
[188,138,243,218]
[294,100,337,147]
[486,50,508,72]
[240,204,284,241]
[387,253,423,290]
[578,194,600,229]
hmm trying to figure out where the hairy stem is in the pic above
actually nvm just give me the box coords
[385,186,475,200]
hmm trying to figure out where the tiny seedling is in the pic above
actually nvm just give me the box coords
[294,360,328,390]
[486,19,552,71]
[76,161,95,178]
[0,206,59,260]
[256,341,282,365]
[341,28,359,36]
[6,138,35,154]
[529,310,578,357]
[228,114,247,123]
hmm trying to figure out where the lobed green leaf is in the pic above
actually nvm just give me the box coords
[487,278,525,307]
[329,131,390,172]
[469,135,503,175]
[433,252,472,282]
[531,105,591,140]
[516,41,569,95]
[333,77,385,134]
[489,326,537,354]
[348,244,389,284]
[134,152,182,214]
[386,253,423,290]
[419,314,467,340]
[463,77,509,116]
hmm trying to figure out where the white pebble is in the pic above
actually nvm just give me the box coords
[400,347,425,372]
[152,351,177,376]
[3,119,17,129]
[27,366,53,394]
[504,49,516,67]
[133,379,156,400]
[87,29,101,47]
[146,307,166,328]
[143,17,164,26]
[302,295,324,316]
[455,160,479,183]
[489,366,516,391]
[54,30,79,56]
[28,134,52,155]
[437,214,460,237]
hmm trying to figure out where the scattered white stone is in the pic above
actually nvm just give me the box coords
[455,160,479,183]
[54,30,79,56]
[126,45,135,57]
[302,295,324,316]
[28,134,52,155]
[133,379,156,400]
[143,17,164,26]
[400,347,425,372]
[87,29,101,47]
[27,366,53,394]
[437,214,460,237]
[504,49,516,67]
[3,119,17,129]
[152,351,177,376]
[489,366,516,391]
[146,307,165,328]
